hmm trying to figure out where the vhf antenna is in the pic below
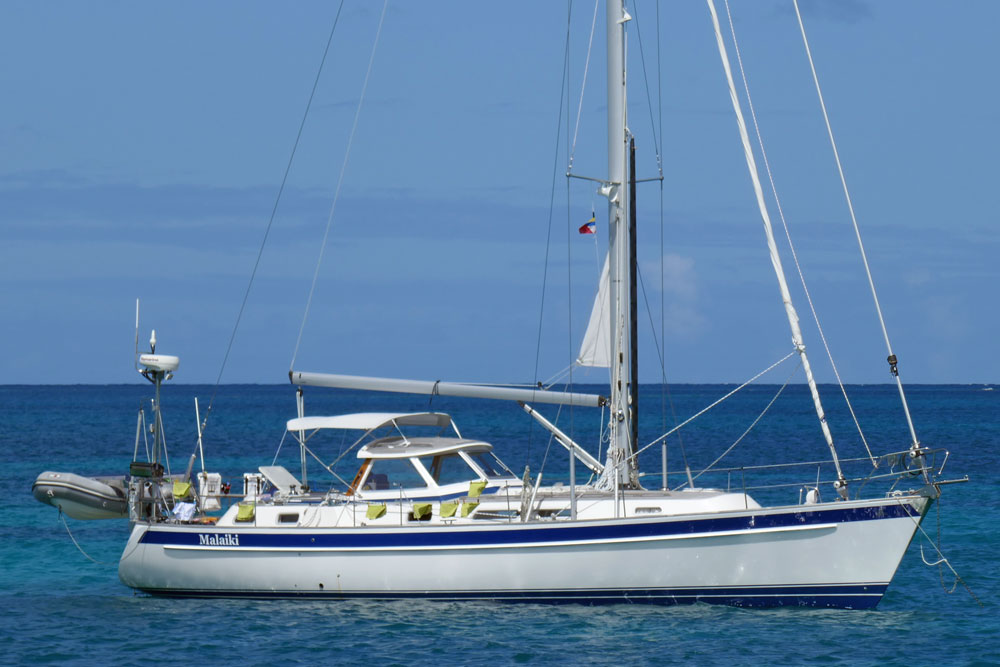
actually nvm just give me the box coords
[134,298,141,372]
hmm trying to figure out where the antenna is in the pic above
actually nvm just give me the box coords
[134,299,141,371]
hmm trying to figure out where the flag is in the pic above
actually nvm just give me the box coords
[578,214,596,235]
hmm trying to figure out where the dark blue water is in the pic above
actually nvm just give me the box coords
[3,384,997,665]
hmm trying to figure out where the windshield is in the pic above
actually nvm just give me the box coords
[363,458,428,490]
[468,452,510,479]
[421,454,475,486]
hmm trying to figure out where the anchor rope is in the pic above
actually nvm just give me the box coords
[929,500,958,594]
[895,498,983,607]
[60,512,114,566]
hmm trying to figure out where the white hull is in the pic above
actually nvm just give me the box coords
[119,494,929,608]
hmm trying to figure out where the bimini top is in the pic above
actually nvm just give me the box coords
[358,436,493,460]
[286,412,452,433]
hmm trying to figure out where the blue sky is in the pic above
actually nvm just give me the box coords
[1,1,996,386]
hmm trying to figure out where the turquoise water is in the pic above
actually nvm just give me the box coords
[3,384,998,665]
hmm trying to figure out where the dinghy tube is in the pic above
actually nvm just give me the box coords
[32,471,128,520]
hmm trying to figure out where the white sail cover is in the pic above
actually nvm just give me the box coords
[577,253,610,368]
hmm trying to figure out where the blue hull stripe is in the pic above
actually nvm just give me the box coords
[135,583,889,609]
[140,502,916,549]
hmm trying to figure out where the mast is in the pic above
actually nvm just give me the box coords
[628,137,639,466]
[605,0,639,489]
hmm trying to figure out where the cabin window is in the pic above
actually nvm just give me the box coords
[422,454,474,486]
[278,513,299,524]
[468,452,508,479]
[364,458,428,490]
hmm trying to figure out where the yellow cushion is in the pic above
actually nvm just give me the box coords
[412,502,432,520]
[468,480,487,498]
[172,480,192,499]
[366,504,387,520]
[461,501,479,517]
[440,501,459,518]
[235,503,255,522]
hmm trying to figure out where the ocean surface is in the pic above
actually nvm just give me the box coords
[3,383,997,665]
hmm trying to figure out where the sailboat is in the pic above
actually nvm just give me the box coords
[38,1,960,608]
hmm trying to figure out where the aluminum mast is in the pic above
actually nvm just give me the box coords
[604,0,638,489]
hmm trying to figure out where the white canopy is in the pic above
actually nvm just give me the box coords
[286,412,452,433]
[359,437,492,459]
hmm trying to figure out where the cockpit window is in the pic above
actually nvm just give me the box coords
[363,458,427,490]
[421,453,475,486]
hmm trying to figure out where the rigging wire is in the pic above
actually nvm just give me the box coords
[722,0,875,466]
[565,0,576,478]
[528,0,573,466]
[269,430,289,466]
[706,0,848,489]
[649,0,687,484]
[563,1,606,392]
[636,263,693,477]
[682,359,802,489]
[199,1,346,436]
[297,437,352,490]
[656,0,667,447]
[568,0,600,171]
[632,350,798,463]
[791,0,921,449]
[291,0,389,372]
[628,1,663,172]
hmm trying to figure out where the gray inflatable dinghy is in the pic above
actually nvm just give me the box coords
[32,471,128,520]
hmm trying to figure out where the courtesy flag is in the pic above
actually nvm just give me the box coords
[579,214,596,235]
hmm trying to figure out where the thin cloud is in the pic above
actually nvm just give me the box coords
[639,253,706,336]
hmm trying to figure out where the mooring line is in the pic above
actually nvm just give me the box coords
[895,499,982,607]
[60,511,114,566]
